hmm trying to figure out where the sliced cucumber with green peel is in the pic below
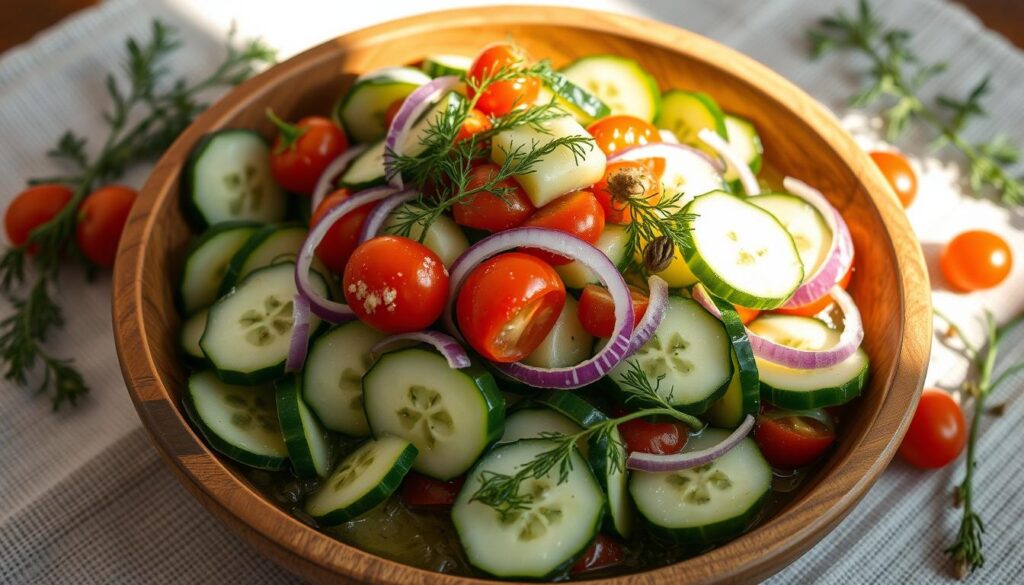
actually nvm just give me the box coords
[723,115,763,189]
[522,296,594,369]
[182,370,287,470]
[219,223,307,296]
[362,348,504,480]
[452,439,605,579]
[655,90,727,153]
[534,390,608,429]
[537,71,611,124]
[180,307,209,365]
[384,203,469,267]
[682,191,804,310]
[560,55,660,122]
[183,130,287,228]
[178,221,260,314]
[401,91,465,158]
[748,315,869,408]
[303,321,385,437]
[421,54,472,78]
[276,376,335,478]
[588,425,632,539]
[499,407,583,444]
[750,193,832,278]
[339,139,386,190]
[305,436,418,525]
[631,430,771,544]
[705,294,760,429]
[555,224,630,289]
[335,67,431,143]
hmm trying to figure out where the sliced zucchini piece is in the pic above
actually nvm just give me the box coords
[178,221,260,314]
[421,54,472,78]
[338,139,386,190]
[303,321,385,437]
[276,376,335,478]
[522,296,593,369]
[219,223,307,296]
[555,224,629,289]
[705,294,760,429]
[384,203,469,267]
[180,307,209,365]
[560,55,660,122]
[723,115,763,189]
[335,67,431,143]
[749,193,832,279]
[655,90,727,155]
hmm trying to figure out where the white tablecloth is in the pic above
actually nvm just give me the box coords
[1,0,1022,583]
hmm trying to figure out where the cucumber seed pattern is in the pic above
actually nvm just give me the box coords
[239,295,293,346]
[223,163,265,215]
[396,385,455,448]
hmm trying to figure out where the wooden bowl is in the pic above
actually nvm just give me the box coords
[112,6,931,584]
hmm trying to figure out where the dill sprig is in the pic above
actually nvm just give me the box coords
[808,0,1024,206]
[0,21,275,410]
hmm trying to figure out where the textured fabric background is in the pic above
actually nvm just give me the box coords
[0,0,1021,583]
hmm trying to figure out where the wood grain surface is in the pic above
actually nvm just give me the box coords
[111,6,932,585]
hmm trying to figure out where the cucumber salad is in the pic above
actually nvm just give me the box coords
[176,42,868,579]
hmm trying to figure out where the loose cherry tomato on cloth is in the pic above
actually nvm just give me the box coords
[453,164,535,232]
[586,115,658,156]
[869,150,917,208]
[75,185,137,267]
[522,190,605,265]
[455,108,493,143]
[401,472,465,509]
[592,161,663,224]
[755,408,836,468]
[456,252,566,362]
[267,111,348,195]
[940,230,1012,292]
[5,184,73,251]
[577,284,649,338]
[571,533,625,574]
[467,43,540,117]
[310,189,374,275]
[899,389,966,469]
[343,236,449,333]
[617,414,688,455]
[772,262,854,318]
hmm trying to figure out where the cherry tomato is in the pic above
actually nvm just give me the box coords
[772,263,854,318]
[577,284,649,338]
[467,43,540,117]
[522,191,605,265]
[899,389,966,469]
[453,164,535,232]
[592,161,663,224]
[586,115,658,156]
[571,534,625,574]
[268,112,348,195]
[343,236,449,333]
[383,98,405,129]
[74,185,137,267]
[615,409,688,455]
[940,230,1012,292]
[310,189,375,275]
[455,108,493,143]
[869,151,917,208]
[755,408,836,468]
[456,252,566,362]
[400,472,465,509]
[5,184,73,251]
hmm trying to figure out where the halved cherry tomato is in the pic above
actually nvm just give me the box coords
[615,408,688,455]
[75,185,137,267]
[577,284,649,338]
[755,408,836,468]
[401,472,465,509]
[310,189,374,275]
[383,98,405,129]
[940,230,1012,292]
[571,533,625,574]
[5,184,73,251]
[735,305,760,325]
[586,115,658,156]
[869,150,917,208]
[772,262,854,317]
[467,43,540,117]
[522,190,605,265]
[899,389,966,469]
[455,108,493,143]
[268,112,348,195]
[343,236,449,333]
[592,161,663,224]
[453,164,535,232]
[456,252,566,362]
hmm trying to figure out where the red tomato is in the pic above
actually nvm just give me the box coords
[940,230,1012,292]
[899,389,966,469]
[467,43,540,117]
[869,151,917,208]
[74,185,137,267]
[343,236,449,333]
[310,189,374,275]
[586,115,658,156]
[383,98,405,129]
[618,415,688,455]
[571,534,625,574]
[453,164,535,232]
[755,408,836,468]
[772,263,854,318]
[400,472,465,509]
[577,284,649,338]
[455,108,493,143]
[5,184,73,251]
[456,252,566,362]
[591,161,662,224]
[521,191,605,265]
[268,112,348,195]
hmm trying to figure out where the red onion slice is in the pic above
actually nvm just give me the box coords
[608,141,725,173]
[311,144,368,211]
[443,227,635,389]
[627,415,754,472]
[698,128,761,195]
[371,331,471,369]
[625,275,669,357]
[383,76,460,189]
[285,293,311,373]
[359,189,419,243]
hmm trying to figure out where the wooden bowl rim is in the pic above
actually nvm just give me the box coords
[112,6,931,584]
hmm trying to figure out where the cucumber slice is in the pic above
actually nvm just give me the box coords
[219,223,307,296]
[500,407,583,444]
[421,54,472,78]
[655,91,727,155]
[705,294,760,429]
[522,296,593,368]
[560,55,660,122]
[555,224,629,289]
[178,221,260,314]
[303,321,385,436]
[402,92,465,158]
[723,115,763,189]
[608,296,733,413]
[276,376,335,478]
[534,390,608,429]
[682,191,804,310]
[452,439,605,578]
[538,71,611,124]
[631,430,771,544]
[338,139,386,190]
[180,307,209,365]
[656,144,728,206]
[748,315,869,408]
[384,203,469,267]
[335,67,431,143]
[362,348,505,480]
[305,436,418,525]
[588,426,632,539]
[182,370,287,470]
[749,193,832,278]
[182,130,287,229]
[200,262,329,385]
